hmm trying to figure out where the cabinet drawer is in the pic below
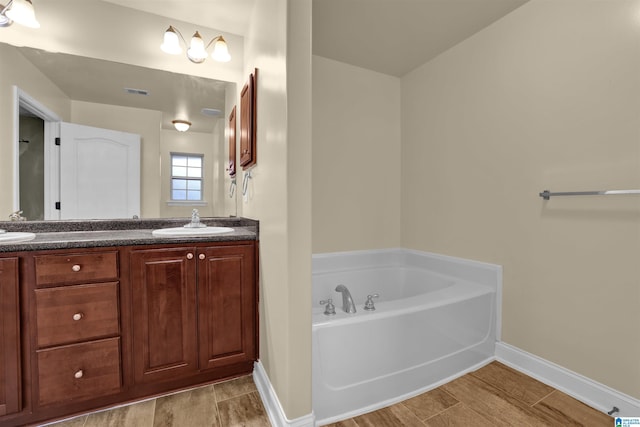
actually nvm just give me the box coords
[34,251,118,287]
[35,282,119,348]
[37,338,121,406]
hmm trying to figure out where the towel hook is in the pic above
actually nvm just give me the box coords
[229,177,236,198]
[242,170,252,197]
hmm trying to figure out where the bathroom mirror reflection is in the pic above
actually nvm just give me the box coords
[1,42,237,221]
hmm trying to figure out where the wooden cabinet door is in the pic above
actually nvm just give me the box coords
[197,244,256,370]
[0,257,21,416]
[228,106,237,177]
[130,248,198,384]
[239,70,257,168]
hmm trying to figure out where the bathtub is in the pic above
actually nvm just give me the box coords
[312,248,501,425]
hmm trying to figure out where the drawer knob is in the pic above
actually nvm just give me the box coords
[74,369,84,379]
[72,312,84,321]
[71,264,82,272]
[198,253,205,260]
[187,253,194,260]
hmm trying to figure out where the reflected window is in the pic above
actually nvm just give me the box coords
[171,153,203,201]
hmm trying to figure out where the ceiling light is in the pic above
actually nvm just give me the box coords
[172,119,191,132]
[161,26,230,64]
[0,0,39,28]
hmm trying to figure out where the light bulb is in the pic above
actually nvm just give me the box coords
[161,26,182,55]
[211,36,231,62]
[172,120,191,132]
[5,0,40,28]
[187,31,208,63]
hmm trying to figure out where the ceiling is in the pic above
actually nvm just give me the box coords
[313,0,530,77]
[101,0,257,36]
[17,46,228,133]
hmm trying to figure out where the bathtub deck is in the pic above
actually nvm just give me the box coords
[321,361,611,426]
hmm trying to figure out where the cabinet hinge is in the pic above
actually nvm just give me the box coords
[55,202,61,210]
[55,137,61,146]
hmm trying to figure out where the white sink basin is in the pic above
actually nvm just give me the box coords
[0,232,36,244]
[152,226,234,237]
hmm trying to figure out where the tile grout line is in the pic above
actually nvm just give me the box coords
[530,388,557,408]
[420,401,463,423]
[149,398,157,427]
[212,384,224,427]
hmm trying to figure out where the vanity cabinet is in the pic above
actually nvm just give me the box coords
[130,247,198,383]
[197,244,257,370]
[130,242,257,385]
[0,236,257,427]
[0,257,21,417]
[31,250,122,407]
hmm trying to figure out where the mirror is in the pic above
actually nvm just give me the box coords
[1,41,237,220]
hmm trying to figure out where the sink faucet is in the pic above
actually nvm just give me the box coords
[184,209,206,228]
[9,210,26,221]
[335,284,356,313]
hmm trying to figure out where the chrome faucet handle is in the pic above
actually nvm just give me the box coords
[319,298,336,316]
[364,294,379,311]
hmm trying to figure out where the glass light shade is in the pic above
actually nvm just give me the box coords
[187,31,208,63]
[211,37,231,62]
[172,120,191,132]
[5,0,40,28]
[160,26,182,55]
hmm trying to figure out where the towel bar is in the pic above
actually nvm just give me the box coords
[539,189,640,200]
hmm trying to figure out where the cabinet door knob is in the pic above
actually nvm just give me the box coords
[71,264,81,272]
[74,369,84,379]
[72,312,84,321]
[198,253,205,260]
[186,253,194,260]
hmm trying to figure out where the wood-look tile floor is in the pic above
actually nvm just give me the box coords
[45,374,271,427]
[322,361,613,427]
[46,362,613,427]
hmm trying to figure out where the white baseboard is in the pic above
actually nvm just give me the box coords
[496,342,640,417]
[253,360,316,427]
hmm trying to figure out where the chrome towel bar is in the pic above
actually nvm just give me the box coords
[539,189,640,200]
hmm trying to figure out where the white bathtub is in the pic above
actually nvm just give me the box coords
[312,248,501,425]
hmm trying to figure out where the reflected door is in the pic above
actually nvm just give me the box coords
[60,123,140,219]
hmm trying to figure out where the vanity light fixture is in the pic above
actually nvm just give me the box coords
[161,25,230,64]
[0,0,39,28]
[172,119,191,132]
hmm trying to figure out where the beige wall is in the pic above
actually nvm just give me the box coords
[312,55,402,253]
[401,0,640,398]
[242,0,313,419]
[0,43,70,217]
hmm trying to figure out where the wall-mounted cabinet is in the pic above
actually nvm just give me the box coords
[228,106,237,177]
[240,69,258,169]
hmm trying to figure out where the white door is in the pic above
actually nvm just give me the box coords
[60,122,140,219]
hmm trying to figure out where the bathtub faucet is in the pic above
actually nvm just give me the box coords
[335,284,356,314]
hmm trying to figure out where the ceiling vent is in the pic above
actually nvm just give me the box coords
[124,87,149,96]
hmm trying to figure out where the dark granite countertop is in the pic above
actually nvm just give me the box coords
[0,217,258,253]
